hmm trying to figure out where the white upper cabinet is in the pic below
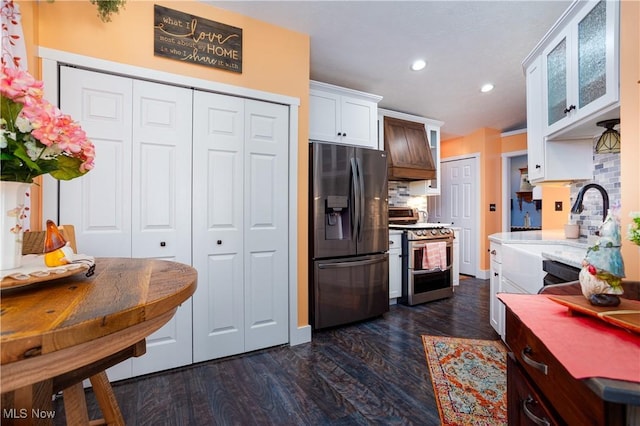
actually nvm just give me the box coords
[525,0,619,139]
[526,56,593,183]
[309,80,382,149]
[523,0,619,183]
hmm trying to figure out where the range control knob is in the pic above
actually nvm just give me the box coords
[431,229,438,235]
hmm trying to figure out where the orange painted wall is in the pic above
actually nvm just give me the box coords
[620,0,640,280]
[18,0,311,325]
[501,132,527,152]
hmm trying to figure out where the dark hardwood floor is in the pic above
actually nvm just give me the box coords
[53,277,499,425]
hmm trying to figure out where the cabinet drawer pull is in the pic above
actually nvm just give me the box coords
[522,346,548,375]
[523,396,551,426]
[490,249,497,255]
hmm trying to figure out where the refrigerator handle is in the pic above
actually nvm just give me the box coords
[350,157,360,240]
[356,157,365,242]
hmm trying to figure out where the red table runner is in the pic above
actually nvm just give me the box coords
[498,293,640,382]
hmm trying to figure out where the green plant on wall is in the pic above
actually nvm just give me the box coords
[90,0,126,22]
[47,0,126,22]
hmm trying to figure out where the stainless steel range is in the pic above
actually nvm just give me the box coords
[389,208,454,305]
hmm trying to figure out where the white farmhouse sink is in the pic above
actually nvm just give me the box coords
[502,244,559,294]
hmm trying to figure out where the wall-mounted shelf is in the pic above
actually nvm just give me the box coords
[516,191,533,210]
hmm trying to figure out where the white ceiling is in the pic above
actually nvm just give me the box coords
[205,1,572,139]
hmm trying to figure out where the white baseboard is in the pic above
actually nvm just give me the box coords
[290,324,312,346]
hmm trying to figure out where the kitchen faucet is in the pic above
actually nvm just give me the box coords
[570,183,609,222]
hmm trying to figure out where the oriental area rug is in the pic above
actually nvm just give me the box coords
[422,335,508,426]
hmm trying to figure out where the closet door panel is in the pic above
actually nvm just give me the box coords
[131,80,193,375]
[192,91,245,361]
[243,100,289,351]
[59,66,133,257]
[131,80,192,262]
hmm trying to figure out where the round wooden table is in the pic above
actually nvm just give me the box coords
[0,257,197,425]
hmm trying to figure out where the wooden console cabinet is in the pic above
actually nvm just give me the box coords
[505,307,626,425]
[502,281,640,425]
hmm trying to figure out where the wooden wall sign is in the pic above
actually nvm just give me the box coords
[154,5,242,73]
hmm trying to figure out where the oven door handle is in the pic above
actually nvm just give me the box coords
[410,267,451,275]
[318,257,386,269]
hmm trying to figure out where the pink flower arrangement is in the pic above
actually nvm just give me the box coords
[1,66,95,183]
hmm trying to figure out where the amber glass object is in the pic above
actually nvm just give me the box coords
[44,220,69,266]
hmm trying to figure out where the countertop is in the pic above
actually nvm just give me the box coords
[489,230,589,269]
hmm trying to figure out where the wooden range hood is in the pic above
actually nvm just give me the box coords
[383,116,436,180]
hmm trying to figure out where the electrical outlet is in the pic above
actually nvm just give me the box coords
[555,201,563,211]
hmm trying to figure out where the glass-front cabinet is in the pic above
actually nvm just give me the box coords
[542,0,619,137]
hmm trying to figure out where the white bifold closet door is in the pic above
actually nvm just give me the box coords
[58,66,193,379]
[191,91,289,362]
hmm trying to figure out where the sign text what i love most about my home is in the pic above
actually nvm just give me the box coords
[154,5,242,73]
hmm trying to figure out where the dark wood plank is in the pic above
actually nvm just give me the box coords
[53,277,497,425]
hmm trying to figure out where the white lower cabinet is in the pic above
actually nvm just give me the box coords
[452,228,460,286]
[389,232,402,300]
[489,242,502,337]
[59,66,290,380]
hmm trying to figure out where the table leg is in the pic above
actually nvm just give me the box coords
[1,381,54,425]
[89,371,124,426]
[61,383,89,425]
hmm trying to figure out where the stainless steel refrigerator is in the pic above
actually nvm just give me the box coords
[309,142,389,329]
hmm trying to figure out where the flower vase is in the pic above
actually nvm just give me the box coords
[1,181,30,270]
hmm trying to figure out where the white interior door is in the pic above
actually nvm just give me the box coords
[243,100,289,351]
[130,80,193,376]
[430,157,478,276]
[192,92,246,361]
[130,80,192,261]
[192,92,289,362]
[59,68,193,380]
[59,67,133,256]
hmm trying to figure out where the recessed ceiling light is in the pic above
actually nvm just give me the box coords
[411,59,427,71]
[481,83,494,93]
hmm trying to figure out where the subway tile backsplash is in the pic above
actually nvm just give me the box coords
[388,181,428,213]
[570,152,621,239]
[388,181,411,206]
